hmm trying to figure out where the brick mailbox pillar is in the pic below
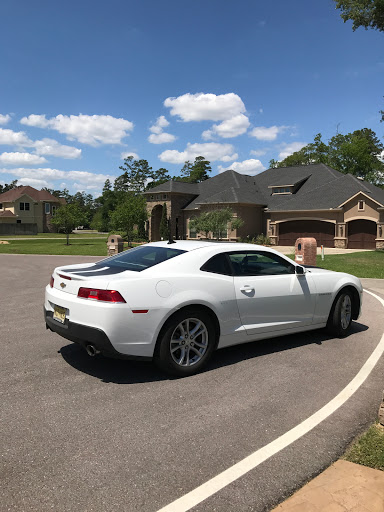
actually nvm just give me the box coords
[295,237,317,266]
[107,234,124,256]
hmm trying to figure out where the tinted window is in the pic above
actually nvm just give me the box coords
[201,253,232,275]
[228,251,295,276]
[102,245,186,272]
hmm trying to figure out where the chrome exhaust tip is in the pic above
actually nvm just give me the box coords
[85,344,100,357]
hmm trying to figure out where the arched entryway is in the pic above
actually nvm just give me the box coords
[150,204,163,241]
[347,219,376,249]
[278,220,335,247]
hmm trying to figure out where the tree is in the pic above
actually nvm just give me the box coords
[146,168,171,190]
[116,156,153,194]
[334,0,384,32]
[176,156,212,183]
[0,179,18,194]
[274,129,384,185]
[109,193,147,247]
[159,203,169,240]
[51,204,86,245]
[189,208,244,240]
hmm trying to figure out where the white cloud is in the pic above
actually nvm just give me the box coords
[250,149,267,157]
[0,152,47,165]
[0,128,33,146]
[121,151,139,160]
[249,125,289,141]
[148,132,176,144]
[218,159,266,176]
[164,93,246,122]
[0,114,11,125]
[148,116,176,144]
[20,114,134,146]
[158,142,238,164]
[149,116,169,134]
[0,167,114,187]
[17,177,51,188]
[33,138,81,159]
[202,114,250,139]
[278,142,307,160]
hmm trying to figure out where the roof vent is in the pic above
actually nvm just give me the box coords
[356,176,364,181]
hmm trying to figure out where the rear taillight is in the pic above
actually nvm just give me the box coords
[50,276,54,288]
[77,288,126,303]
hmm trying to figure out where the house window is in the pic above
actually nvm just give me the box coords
[272,187,292,194]
[358,200,365,211]
[150,195,154,200]
[52,205,56,214]
[45,203,50,214]
[189,223,197,239]
[0,203,2,210]
[20,202,30,211]
[162,194,167,200]
[17,219,21,224]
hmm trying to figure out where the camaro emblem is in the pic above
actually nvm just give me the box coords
[60,282,66,289]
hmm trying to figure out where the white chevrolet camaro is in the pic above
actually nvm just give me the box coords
[45,241,363,376]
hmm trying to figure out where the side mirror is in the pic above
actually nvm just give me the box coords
[295,265,305,275]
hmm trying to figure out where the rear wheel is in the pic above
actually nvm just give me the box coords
[155,310,216,377]
[327,291,353,338]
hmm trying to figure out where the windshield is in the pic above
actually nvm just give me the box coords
[102,245,186,272]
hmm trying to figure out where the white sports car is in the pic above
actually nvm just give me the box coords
[45,241,363,376]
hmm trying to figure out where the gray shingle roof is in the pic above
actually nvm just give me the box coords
[184,170,267,210]
[143,181,200,195]
[144,164,384,212]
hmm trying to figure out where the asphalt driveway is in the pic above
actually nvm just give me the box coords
[1,254,384,512]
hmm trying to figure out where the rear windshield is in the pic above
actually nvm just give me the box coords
[102,245,186,272]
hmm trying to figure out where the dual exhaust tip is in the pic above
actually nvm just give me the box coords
[85,344,100,357]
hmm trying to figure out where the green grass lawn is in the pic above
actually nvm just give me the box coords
[0,232,107,239]
[288,251,384,279]
[0,238,143,256]
[343,423,384,471]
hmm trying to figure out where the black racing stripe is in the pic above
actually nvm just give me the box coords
[63,266,126,276]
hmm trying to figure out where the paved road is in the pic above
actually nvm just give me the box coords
[1,254,383,512]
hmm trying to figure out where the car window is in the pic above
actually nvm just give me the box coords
[228,251,295,276]
[200,253,232,276]
[102,246,186,272]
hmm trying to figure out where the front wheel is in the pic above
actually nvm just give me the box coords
[154,310,217,377]
[327,291,353,338]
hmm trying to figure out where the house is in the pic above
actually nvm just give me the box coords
[0,186,65,234]
[143,164,384,250]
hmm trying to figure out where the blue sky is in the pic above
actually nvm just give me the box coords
[0,0,383,196]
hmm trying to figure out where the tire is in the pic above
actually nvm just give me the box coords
[154,309,217,377]
[327,291,353,338]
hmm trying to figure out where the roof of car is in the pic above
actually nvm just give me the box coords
[146,240,271,252]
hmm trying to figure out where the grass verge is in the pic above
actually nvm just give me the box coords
[0,238,142,256]
[288,251,384,279]
[343,423,384,471]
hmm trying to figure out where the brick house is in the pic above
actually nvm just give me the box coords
[0,186,65,233]
[143,164,384,250]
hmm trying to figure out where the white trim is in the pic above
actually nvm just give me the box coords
[267,209,342,213]
[338,191,384,208]
[345,216,378,223]
[275,217,336,224]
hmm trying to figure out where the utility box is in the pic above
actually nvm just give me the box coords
[295,237,317,266]
[107,234,124,256]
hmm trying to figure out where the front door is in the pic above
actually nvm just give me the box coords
[228,251,316,336]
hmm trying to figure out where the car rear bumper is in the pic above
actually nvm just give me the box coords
[44,308,151,361]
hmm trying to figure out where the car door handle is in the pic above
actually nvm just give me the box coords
[240,285,254,292]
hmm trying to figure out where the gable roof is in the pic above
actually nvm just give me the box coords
[0,186,63,203]
[184,170,267,210]
[143,164,384,213]
[266,173,384,211]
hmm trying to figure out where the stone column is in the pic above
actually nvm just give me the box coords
[376,222,384,250]
[334,222,347,249]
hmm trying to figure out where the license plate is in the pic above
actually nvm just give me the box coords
[53,305,66,324]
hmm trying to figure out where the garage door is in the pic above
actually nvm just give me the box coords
[348,220,376,249]
[278,220,335,247]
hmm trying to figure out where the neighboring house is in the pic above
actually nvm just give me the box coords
[143,164,384,250]
[0,186,65,233]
